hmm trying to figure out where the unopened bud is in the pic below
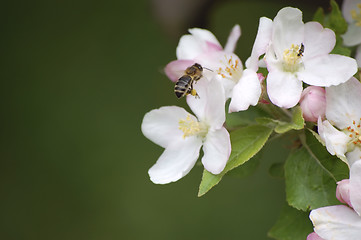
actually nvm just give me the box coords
[299,86,326,122]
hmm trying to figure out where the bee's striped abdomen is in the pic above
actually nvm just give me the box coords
[174,75,192,98]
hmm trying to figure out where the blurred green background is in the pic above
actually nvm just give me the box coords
[1,0,333,239]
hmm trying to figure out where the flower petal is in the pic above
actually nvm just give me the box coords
[176,34,204,60]
[342,0,359,23]
[336,179,352,207]
[272,7,304,58]
[346,148,361,167]
[188,28,222,49]
[350,159,361,216]
[299,54,357,87]
[246,17,273,71]
[307,232,325,240]
[303,22,335,60]
[141,106,190,148]
[355,44,361,67]
[202,127,231,174]
[310,205,361,240]
[164,59,195,82]
[224,24,241,53]
[317,118,349,158]
[267,70,303,108]
[229,69,261,112]
[343,23,361,46]
[187,76,226,129]
[148,136,203,184]
[325,77,361,129]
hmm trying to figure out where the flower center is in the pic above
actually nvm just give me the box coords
[282,44,303,73]
[343,118,361,152]
[178,115,207,139]
[216,55,243,82]
[351,4,361,27]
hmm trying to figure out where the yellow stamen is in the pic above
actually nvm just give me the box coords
[178,115,201,139]
[350,4,361,26]
[282,44,302,72]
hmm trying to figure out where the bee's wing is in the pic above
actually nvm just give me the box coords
[164,60,195,82]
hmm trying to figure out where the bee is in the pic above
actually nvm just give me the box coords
[174,63,203,99]
[297,43,304,57]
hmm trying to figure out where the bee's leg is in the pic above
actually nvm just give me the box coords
[190,89,200,99]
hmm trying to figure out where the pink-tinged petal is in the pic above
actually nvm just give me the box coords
[229,69,261,112]
[202,127,231,174]
[165,59,195,82]
[299,54,357,87]
[176,34,205,60]
[272,7,304,58]
[246,17,273,71]
[148,136,203,184]
[205,41,223,52]
[342,0,360,23]
[299,86,326,122]
[267,70,303,108]
[355,45,361,67]
[303,22,335,60]
[310,205,361,240]
[187,76,226,129]
[307,232,325,240]
[350,160,361,216]
[342,23,361,46]
[224,24,241,53]
[141,106,191,148]
[188,28,222,49]
[325,77,361,129]
[317,118,349,158]
[346,148,361,167]
[336,179,352,207]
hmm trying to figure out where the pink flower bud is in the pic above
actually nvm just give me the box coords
[299,86,326,122]
[307,232,325,240]
[336,179,353,208]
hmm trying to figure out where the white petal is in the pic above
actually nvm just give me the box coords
[187,76,226,129]
[164,59,195,82]
[267,70,303,108]
[349,160,361,215]
[246,17,273,71]
[318,119,349,158]
[343,24,361,46]
[188,28,222,49]
[350,160,361,216]
[346,148,361,167]
[310,205,361,240]
[299,54,357,87]
[342,0,360,23]
[303,22,335,60]
[355,45,361,67]
[202,127,231,174]
[325,77,361,129]
[141,106,190,148]
[148,137,203,184]
[229,69,261,112]
[272,7,304,58]
[224,24,241,53]
[176,34,204,60]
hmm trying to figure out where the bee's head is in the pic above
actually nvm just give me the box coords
[194,63,203,71]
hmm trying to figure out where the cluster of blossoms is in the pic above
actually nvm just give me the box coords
[142,3,361,239]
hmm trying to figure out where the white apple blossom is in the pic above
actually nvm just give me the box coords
[342,0,361,66]
[251,7,357,108]
[318,77,361,166]
[309,160,361,240]
[141,78,231,184]
[164,25,261,112]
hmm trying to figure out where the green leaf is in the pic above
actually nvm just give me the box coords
[198,125,273,197]
[328,0,348,35]
[226,105,269,128]
[268,204,313,240]
[284,131,349,211]
[257,106,304,134]
[313,7,325,24]
[227,153,260,179]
